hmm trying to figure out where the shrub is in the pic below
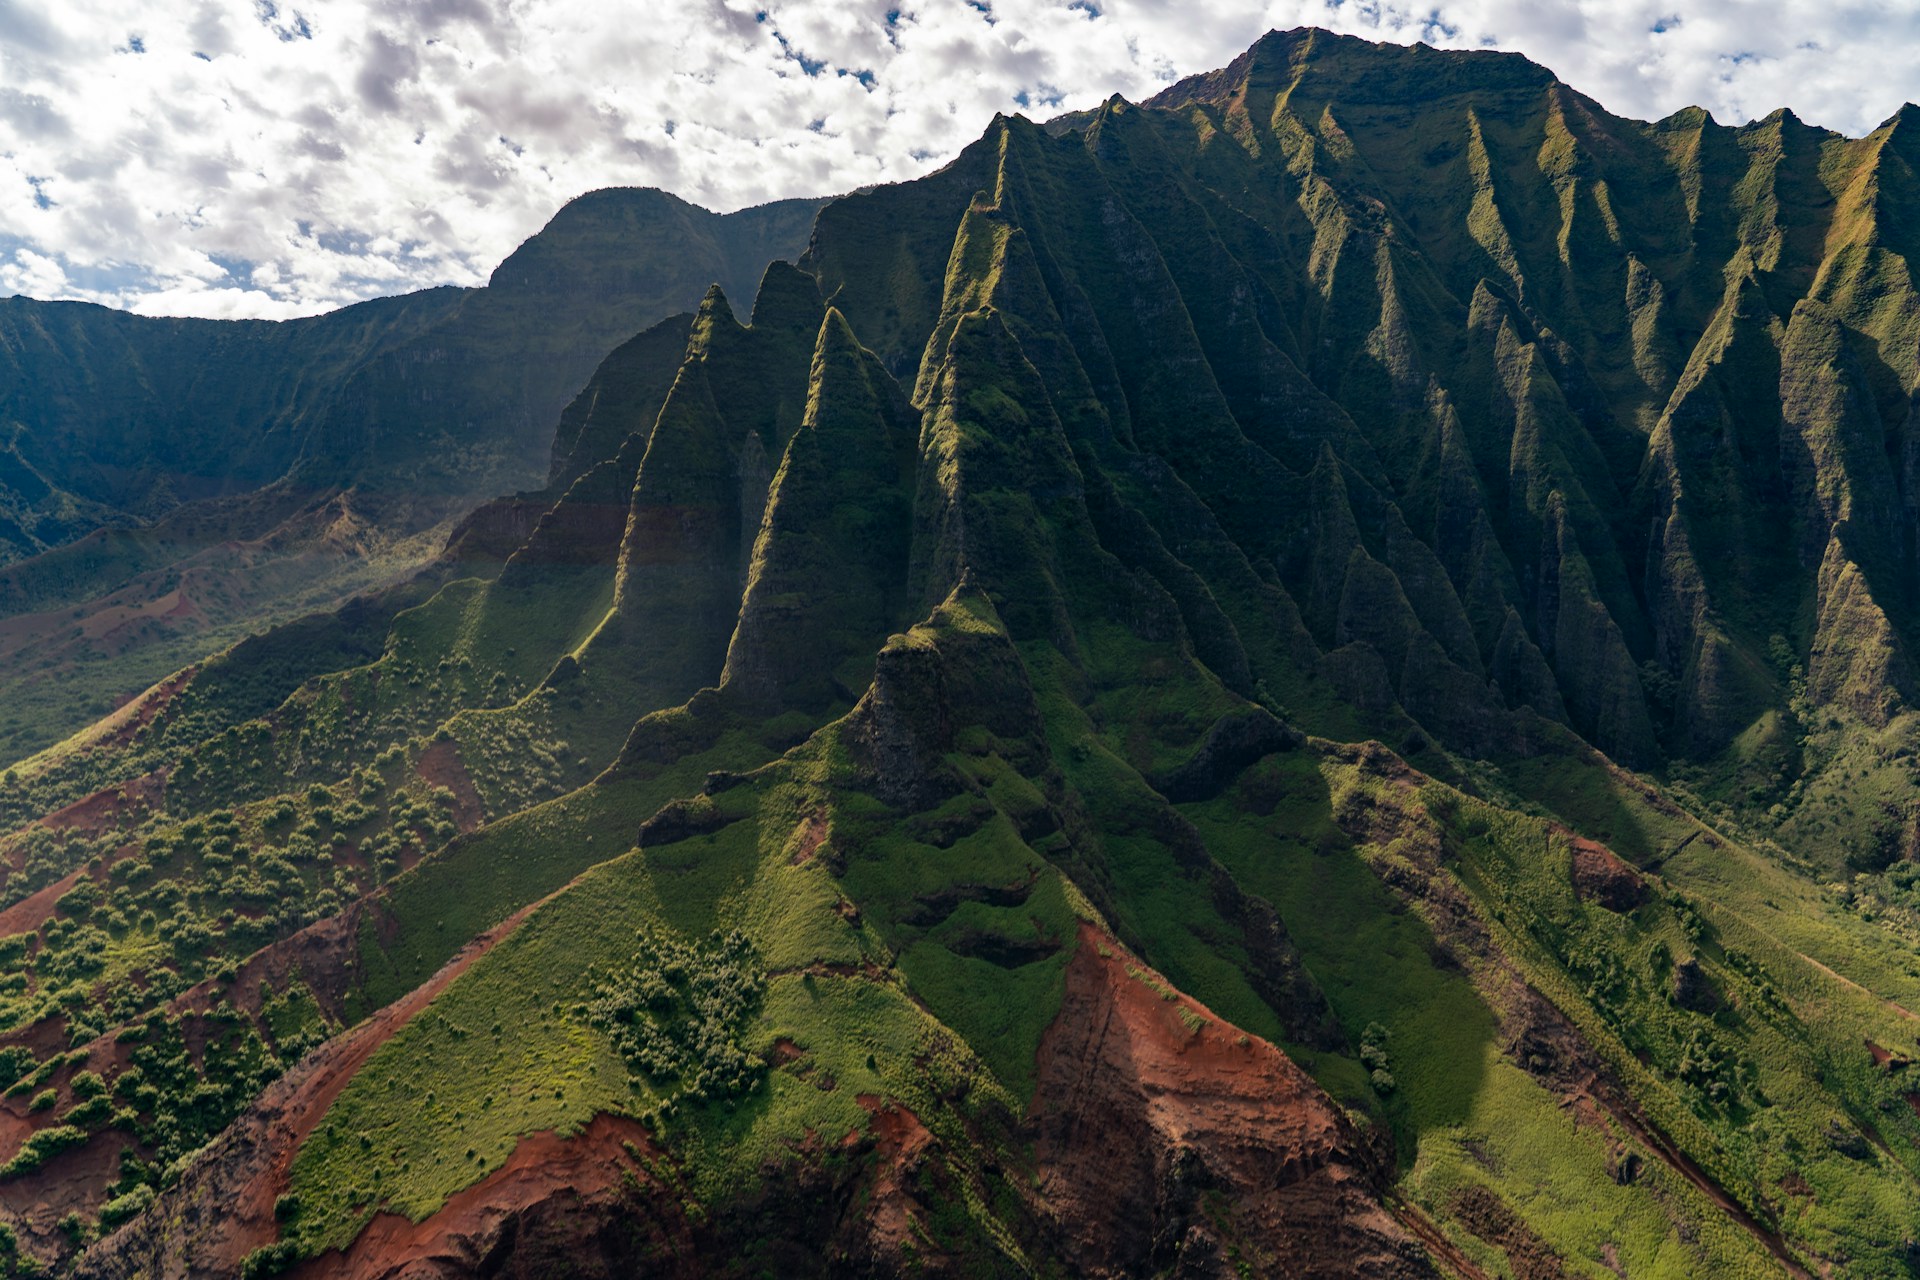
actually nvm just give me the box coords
[1359,1022,1395,1095]
[0,1047,35,1091]
[240,1241,302,1279]
[97,1182,156,1230]
[0,1124,86,1178]
[61,1094,113,1129]
[54,880,101,919]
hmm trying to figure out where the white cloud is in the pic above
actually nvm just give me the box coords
[0,0,1915,319]
[0,246,70,297]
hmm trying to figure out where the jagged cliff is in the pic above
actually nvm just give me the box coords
[0,27,1915,1280]
[0,191,822,767]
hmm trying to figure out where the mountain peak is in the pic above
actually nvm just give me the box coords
[1883,100,1920,135]
[1146,26,1557,115]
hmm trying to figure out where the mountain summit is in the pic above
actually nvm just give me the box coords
[0,28,1917,1279]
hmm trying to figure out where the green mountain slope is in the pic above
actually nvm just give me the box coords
[0,191,821,766]
[0,26,1914,1279]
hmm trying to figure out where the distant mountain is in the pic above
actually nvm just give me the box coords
[0,189,823,563]
[0,27,1916,1280]
[0,189,821,764]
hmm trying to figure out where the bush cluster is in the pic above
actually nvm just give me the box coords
[1359,1021,1395,1095]
[585,927,766,1104]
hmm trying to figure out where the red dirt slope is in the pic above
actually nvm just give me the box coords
[72,898,550,1279]
[1028,922,1435,1278]
[290,1114,689,1280]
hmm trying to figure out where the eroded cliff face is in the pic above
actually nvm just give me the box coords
[5,25,1920,1280]
[1029,923,1430,1279]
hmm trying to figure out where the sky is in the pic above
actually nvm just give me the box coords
[3,0,1918,320]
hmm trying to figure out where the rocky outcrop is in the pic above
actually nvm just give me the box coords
[284,1117,696,1280]
[720,309,917,712]
[1671,957,1721,1014]
[1568,835,1650,913]
[1150,706,1304,802]
[1029,924,1432,1278]
[844,584,1044,808]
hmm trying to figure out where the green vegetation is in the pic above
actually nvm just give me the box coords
[584,927,767,1104]
[0,1126,84,1179]
[0,781,463,1044]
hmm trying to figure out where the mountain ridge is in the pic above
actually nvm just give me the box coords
[0,189,822,767]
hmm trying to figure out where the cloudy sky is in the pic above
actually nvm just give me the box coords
[3,0,1917,320]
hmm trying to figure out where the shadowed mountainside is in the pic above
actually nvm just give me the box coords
[0,190,822,765]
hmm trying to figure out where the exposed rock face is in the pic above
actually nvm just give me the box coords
[285,1117,695,1280]
[1671,957,1722,1014]
[844,585,1045,808]
[1029,925,1432,1278]
[1568,836,1650,913]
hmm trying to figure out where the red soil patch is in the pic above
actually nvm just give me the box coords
[79,886,562,1277]
[290,1114,683,1280]
[38,770,165,838]
[1446,1184,1567,1280]
[0,871,81,940]
[1390,1196,1496,1280]
[1028,922,1433,1277]
[413,740,484,833]
[789,809,830,865]
[0,837,385,1153]
[1866,1038,1910,1071]
[93,667,197,750]
[0,587,203,674]
[0,1117,128,1245]
[74,585,203,648]
[262,892,553,1168]
[848,1094,937,1257]
[1564,831,1650,913]
[0,894,402,1255]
